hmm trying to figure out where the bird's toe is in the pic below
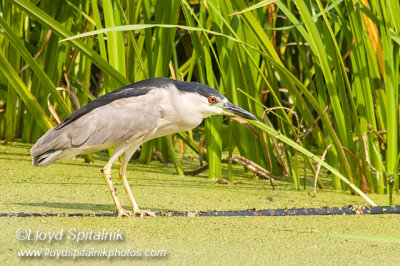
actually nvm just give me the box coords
[134,209,157,218]
[117,208,132,218]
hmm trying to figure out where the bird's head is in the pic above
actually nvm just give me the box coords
[202,94,259,121]
[172,79,258,121]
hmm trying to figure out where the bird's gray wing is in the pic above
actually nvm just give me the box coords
[31,89,163,157]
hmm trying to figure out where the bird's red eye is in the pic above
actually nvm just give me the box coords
[208,96,216,103]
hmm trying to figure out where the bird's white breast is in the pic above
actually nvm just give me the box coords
[147,84,209,140]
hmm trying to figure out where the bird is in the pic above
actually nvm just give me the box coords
[31,77,258,217]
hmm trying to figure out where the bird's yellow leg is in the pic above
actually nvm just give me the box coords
[118,167,156,217]
[101,165,131,217]
[101,145,133,217]
[119,147,156,217]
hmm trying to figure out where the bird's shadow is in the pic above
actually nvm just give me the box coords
[12,202,175,213]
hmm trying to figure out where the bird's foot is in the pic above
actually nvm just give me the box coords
[117,208,132,218]
[133,209,157,218]
[116,208,156,218]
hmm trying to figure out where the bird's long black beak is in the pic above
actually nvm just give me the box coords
[223,102,258,121]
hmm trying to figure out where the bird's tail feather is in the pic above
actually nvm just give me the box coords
[32,150,63,167]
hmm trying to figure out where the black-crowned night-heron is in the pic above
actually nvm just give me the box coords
[31,77,257,217]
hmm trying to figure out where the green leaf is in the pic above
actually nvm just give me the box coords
[0,15,71,117]
[228,0,277,16]
[249,120,377,206]
[12,0,129,86]
[0,51,53,132]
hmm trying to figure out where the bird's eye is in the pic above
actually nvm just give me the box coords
[208,96,217,104]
